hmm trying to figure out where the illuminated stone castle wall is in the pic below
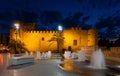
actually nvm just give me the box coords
[10,23,97,52]
[63,28,97,51]
[22,31,58,52]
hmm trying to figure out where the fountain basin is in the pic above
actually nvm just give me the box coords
[58,60,120,76]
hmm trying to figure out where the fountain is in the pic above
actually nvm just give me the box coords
[71,52,77,59]
[25,51,29,56]
[30,52,33,56]
[36,51,41,59]
[59,48,120,76]
[77,50,87,61]
[62,48,106,69]
[41,52,45,59]
[63,51,71,59]
[90,48,106,69]
[46,51,51,59]
[39,51,52,59]
[63,50,87,61]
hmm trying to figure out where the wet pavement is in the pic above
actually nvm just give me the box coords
[0,53,80,76]
[59,59,120,76]
[0,53,120,76]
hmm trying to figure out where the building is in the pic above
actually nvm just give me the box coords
[10,23,98,53]
[0,34,9,52]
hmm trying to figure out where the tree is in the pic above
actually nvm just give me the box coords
[114,37,120,46]
[48,32,64,54]
[8,39,28,54]
[106,26,117,39]
[95,15,120,39]
[98,38,110,48]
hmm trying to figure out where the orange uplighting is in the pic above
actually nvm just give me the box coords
[10,25,97,52]
[14,23,19,29]
[0,54,3,65]
[62,61,82,73]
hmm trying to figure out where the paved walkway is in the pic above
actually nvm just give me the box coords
[0,54,80,76]
[0,53,120,76]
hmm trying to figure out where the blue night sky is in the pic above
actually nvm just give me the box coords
[0,0,120,37]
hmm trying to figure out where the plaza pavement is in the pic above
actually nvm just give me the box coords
[0,53,120,76]
[0,54,81,76]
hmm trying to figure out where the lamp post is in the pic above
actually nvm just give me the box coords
[58,25,62,54]
[14,23,19,54]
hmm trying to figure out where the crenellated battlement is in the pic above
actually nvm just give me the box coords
[71,27,82,31]
[10,25,98,52]
[24,30,58,34]
[71,27,96,32]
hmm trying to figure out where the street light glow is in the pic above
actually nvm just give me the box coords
[57,25,63,54]
[14,23,19,30]
[14,23,20,54]
[58,25,62,32]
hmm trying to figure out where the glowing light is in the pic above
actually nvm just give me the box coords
[58,25,62,32]
[0,54,3,65]
[14,23,19,30]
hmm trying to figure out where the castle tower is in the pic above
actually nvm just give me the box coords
[88,29,98,46]
[10,23,36,39]
[63,27,97,51]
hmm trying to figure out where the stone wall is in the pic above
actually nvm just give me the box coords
[103,47,120,58]
[10,27,98,52]
[81,46,96,56]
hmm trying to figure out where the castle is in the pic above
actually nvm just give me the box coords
[10,23,98,53]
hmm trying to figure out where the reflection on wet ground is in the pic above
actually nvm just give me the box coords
[8,63,34,70]
[0,54,3,65]
[0,53,120,76]
[59,60,83,74]
[0,53,35,69]
[60,59,120,76]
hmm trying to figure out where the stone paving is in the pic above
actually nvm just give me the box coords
[0,54,81,76]
[0,53,120,76]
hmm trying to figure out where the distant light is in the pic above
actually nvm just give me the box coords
[58,25,62,32]
[118,66,120,68]
[14,23,19,30]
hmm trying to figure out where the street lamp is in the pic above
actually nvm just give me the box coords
[58,25,62,32]
[14,23,19,54]
[58,25,63,54]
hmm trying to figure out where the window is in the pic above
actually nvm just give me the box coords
[42,37,44,41]
[73,40,77,45]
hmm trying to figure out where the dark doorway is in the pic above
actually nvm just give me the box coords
[68,46,72,51]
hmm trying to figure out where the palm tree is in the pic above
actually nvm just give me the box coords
[48,32,64,54]
[8,39,28,54]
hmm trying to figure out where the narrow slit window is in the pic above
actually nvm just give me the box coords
[73,40,77,45]
[42,37,44,41]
